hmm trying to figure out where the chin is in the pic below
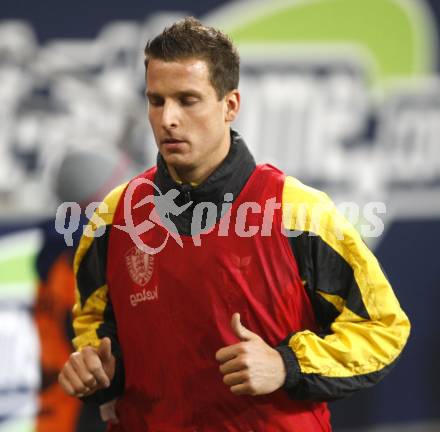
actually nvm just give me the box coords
[162,153,194,170]
[162,151,185,163]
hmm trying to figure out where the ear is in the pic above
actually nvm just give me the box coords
[224,89,240,122]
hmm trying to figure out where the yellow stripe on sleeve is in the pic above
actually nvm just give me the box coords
[72,182,127,350]
[282,176,410,378]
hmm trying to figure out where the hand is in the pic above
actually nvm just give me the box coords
[58,337,116,398]
[215,313,286,396]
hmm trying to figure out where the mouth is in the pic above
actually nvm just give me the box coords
[161,137,186,145]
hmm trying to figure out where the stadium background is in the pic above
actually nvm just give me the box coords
[1,0,439,431]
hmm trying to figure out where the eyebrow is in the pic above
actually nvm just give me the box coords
[145,90,203,98]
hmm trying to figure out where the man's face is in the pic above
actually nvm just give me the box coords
[146,57,239,182]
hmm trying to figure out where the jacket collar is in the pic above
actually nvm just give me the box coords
[155,129,256,207]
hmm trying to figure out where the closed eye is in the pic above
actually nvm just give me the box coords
[147,95,164,107]
[180,97,199,106]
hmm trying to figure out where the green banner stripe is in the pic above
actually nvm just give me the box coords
[0,254,38,285]
[226,0,435,83]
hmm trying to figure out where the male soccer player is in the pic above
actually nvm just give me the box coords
[58,17,410,431]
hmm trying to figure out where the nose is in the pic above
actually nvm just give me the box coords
[161,100,179,129]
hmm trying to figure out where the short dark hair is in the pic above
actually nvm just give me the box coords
[144,17,240,99]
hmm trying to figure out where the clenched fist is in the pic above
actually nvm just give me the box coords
[58,337,115,398]
[215,313,287,396]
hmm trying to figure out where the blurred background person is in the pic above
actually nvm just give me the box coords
[34,149,137,432]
